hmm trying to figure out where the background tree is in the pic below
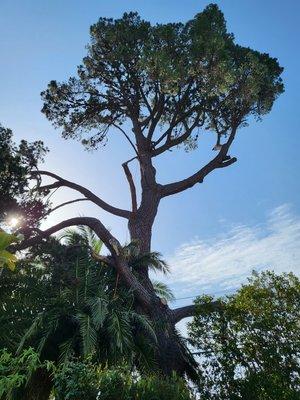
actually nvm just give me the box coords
[0,125,48,234]
[15,4,284,376]
[188,271,300,400]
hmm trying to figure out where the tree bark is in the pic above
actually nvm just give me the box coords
[148,301,198,379]
[122,149,200,379]
[14,368,52,400]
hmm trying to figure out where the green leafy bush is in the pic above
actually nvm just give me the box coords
[0,348,53,399]
[52,361,194,400]
[188,271,300,400]
[0,231,18,271]
[53,360,99,400]
[133,373,193,400]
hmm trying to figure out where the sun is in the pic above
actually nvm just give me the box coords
[8,216,20,228]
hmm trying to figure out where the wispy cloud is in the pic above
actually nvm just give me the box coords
[166,204,300,300]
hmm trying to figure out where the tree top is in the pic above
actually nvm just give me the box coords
[41,4,284,155]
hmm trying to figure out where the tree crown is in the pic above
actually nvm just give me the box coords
[0,126,48,231]
[41,4,284,154]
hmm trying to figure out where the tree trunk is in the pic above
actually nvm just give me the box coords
[14,368,52,400]
[150,301,198,379]
[128,194,197,380]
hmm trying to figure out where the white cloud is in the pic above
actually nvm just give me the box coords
[166,204,300,301]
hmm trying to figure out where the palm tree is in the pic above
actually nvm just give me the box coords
[3,227,178,398]
[17,228,159,365]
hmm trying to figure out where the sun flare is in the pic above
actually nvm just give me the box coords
[8,217,20,228]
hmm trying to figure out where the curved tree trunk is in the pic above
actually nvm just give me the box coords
[127,183,197,379]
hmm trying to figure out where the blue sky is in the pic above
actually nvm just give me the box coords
[1,1,299,309]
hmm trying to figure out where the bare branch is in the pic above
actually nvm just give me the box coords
[172,301,221,324]
[112,123,139,156]
[152,115,203,156]
[45,198,89,215]
[172,305,196,323]
[160,127,238,197]
[122,160,138,212]
[31,170,131,219]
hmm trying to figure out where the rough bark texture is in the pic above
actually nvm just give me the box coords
[126,151,196,377]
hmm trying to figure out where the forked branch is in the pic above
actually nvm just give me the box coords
[31,170,131,219]
[161,127,238,197]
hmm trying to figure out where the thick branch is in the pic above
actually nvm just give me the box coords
[172,301,221,324]
[172,305,196,323]
[15,217,112,250]
[31,170,131,219]
[15,216,152,309]
[122,159,138,212]
[161,127,237,197]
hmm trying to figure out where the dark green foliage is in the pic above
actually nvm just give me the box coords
[133,372,194,400]
[8,228,157,371]
[0,351,192,400]
[188,271,300,399]
[52,361,194,400]
[0,348,53,400]
[0,125,48,231]
[0,238,70,351]
[41,4,283,151]
[53,360,99,400]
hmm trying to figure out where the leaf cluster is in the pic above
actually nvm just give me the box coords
[52,361,194,400]
[188,271,300,399]
[0,126,48,232]
[41,4,284,151]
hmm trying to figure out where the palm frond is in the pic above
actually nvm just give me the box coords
[153,281,175,302]
[87,295,108,330]
[121,242,169,275]
[77,312,98,356]
[107,311,133,354]
[59,336,75,364]
[78,225,103,254]
[59,226,103,255]
[36,310,60,355]
[17,313,43,354]
[130,312,157,344]
[58,228,82,246]
[130,251,170,275]
[133,334,158,373]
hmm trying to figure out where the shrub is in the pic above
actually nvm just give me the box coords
[52,361,194,400]
[0,348,53,400]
